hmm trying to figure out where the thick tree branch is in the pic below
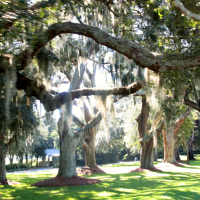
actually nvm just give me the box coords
[184,98,200,112]
[8,22,200,74]
[174,107,191,136]
[140,118,164,145]
[175,0,200,21]
[73,115,84,128]
[5,136,15,149]
[74,111,102,139]
[16,72,144,111]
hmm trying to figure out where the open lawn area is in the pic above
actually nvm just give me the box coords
[1,160,200,199]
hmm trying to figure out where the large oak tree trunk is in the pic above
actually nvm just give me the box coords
[82,133,97,167]
[0,146,7,183]
[163,127,176,163]
[81,100,98,168]
[137,97,164,169]
[174,146,180,161]
[189,132,195,160]
[57,111,102,178]
[57,132,78,178]
[163,107,190,163]
[140,138,154,168]
[136,97,153,169]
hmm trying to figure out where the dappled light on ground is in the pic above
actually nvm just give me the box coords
[2,161,200,199]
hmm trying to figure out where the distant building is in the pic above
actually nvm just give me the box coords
[45,149,60,157]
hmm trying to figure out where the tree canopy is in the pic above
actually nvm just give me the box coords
[1,0,200,112]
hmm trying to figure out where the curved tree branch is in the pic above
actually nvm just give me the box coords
[8,22,200,74]
[175,0,200,21]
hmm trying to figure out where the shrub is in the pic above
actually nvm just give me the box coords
[19,163,28,168]
[52,156,59,168]
[6,163,29,171]
[6,163,18,170]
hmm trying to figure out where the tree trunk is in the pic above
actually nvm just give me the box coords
[136,96,154,169]
[163,107,190,163]
[82,135,97,168]
[153,148,158,161]
[127,148,130,161]
[174,146,180,161]
[163,127,176,163]
[30,155,33,167]
[189,132,195,160]
[140,138,154,168]
[0,146,7,183]
[57,109,102,178]
[189,148,194,160]
[57,133,78,178]
[186,144,189,164]
[25,153,28,165]
[9,155,13,164]
[19,152,23,164]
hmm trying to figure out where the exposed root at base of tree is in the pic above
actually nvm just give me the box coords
[31,166,104,187]
[76,166,105,175]
[31,176,102,187]
[0,180,20,185]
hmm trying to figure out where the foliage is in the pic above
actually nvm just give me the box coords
[0,74,39,153]
[6,163,28,171]
[177,111,198,149]
[1,0,200,179]
[123,97,141,153]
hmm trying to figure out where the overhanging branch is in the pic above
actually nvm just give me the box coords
[16,72,144,111]
[9,22,200,73]
[175,0,200,21]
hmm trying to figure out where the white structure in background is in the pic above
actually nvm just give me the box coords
[45,149,60,157]
[38,149,60,167]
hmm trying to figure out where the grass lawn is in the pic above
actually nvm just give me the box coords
[1,161,200,200]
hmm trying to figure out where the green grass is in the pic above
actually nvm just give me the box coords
[1,161,200,200]
[101,161,140,167]
[101,161,160,168]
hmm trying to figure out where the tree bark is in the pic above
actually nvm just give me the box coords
[82,136,97,168]
[163,107,190,163]
[57,132,78,178]
[153,147,158,161]
[0,146,7,183]
[57,111,102,178]
[9,155,14,164]
[174,146,180,161]
[137,97,164,169]
[189,132,195,160]
[73,115,98,168]
[163,127,177,163]
[140,138,154,168]
[186,143,189,164]
[136,97,153,169]
[16,72,143,112]
[25,153,28,165]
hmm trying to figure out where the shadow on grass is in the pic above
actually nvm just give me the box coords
[1,170,200,200]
